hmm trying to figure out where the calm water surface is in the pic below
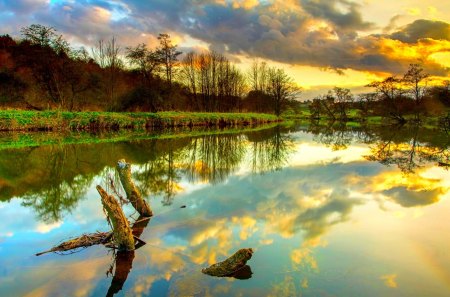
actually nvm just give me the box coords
[0,124,449,297]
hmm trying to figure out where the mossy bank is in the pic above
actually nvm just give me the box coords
[0,110,280,131]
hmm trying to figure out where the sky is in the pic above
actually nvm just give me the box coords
[0,0,449,99]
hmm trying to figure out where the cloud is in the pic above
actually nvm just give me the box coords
[383,14,403,33]
[0,1,449,82]
[388,19,450,43]
[0,0,49,14]
[300,0,374,31]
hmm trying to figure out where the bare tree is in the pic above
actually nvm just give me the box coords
[92,37,122,108]
[180,52,198,109]
[248,59,269,92]
[156,34,182,86]
[403,63,429,120]
[267,67,300,116]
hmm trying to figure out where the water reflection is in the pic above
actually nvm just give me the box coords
[247,125,294,172]
[0,126,294,216]
[0,123,450,297]
[106,217,151,297]
[365,125,450,174]
[307,122,450,173]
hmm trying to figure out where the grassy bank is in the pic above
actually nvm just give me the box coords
[0,110,280,131]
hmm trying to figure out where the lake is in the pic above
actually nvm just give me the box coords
[1,123,449,297]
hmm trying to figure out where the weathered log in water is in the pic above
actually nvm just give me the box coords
[97,185,135,251]
[35,231,112,256]
[201,248,253,277]
[116,159,153,217]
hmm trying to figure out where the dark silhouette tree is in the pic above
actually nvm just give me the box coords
[366,76,407,123]
[403,63,429,120]
[156,34,182,86]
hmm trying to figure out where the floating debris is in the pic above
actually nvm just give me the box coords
[202,248,253,277]
[36,231,112,256]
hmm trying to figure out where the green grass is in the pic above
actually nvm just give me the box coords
[0,110,280,131]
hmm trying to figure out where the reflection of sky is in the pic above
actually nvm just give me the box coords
[1,130,450,296]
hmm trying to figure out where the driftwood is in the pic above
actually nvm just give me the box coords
[116,159,153,217]
[97,185,135,251]
[35,231,112,256]
[202,248,253,277]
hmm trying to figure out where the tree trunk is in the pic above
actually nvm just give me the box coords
[97,185,135,251]
[116,159,153,217]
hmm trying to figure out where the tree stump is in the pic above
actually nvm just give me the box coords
[202,248,253,277]
[116,159,153,217]
[97,185,135,251]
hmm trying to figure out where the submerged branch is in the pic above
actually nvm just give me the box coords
[36,231,112,256]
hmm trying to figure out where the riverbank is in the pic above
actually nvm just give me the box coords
[0,110,280,131]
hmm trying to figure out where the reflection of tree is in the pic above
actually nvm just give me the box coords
[247,126,294,172]
[365,125,450,173]
[133,139,185,206]
[15,145,93,222]
[1,126,297,217]
[106,216,150,297]
[106,251,135,297]
[304,122,450,174]
[309,121,355,151]
[21,176,91,222]
[183,134,246,184]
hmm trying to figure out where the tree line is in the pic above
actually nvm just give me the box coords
[309,64,450,123]
[0,24,300,115]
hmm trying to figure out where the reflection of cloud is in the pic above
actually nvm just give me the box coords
[291,247,318,270]
[383,187,443,207]
[232,216,258,240]
[268,275,298,297]
[291,143,370,166]
[22,257,110,297]
[259,238,274,245]
[146,245,187,274]
[35,221,62,233]
[133,275,159,297]
[380,274,398,288]
[355,170,448,208]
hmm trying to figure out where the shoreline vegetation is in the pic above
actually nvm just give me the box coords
[0,24,449,136]
[0,110,279,132]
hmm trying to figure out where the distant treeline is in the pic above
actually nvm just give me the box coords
[0,24,300,115]
[307,64,450,123]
